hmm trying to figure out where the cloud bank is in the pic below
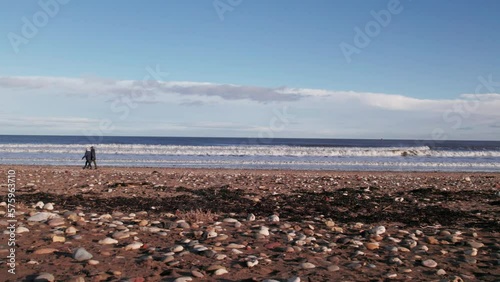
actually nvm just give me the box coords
[1,75,499,139]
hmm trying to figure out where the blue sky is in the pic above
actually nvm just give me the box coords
[1,0,499,140]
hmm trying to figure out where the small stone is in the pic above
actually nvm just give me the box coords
[35,201,44,209]
[206,264,225,271]
[43,203,54,210]
[247,213,256,221]
[178,221,190,229]
[88,259,99,265]
[300,262,316,269]
[268,215,280,222]
[172,245,184,252]
[425,236,439,245]
[191,270,204,278]
[28,212,57,222]
[48,218,66,227]
[112,231,130,240]
[287,276,300,282]
[34,248,59,255]
[223,218,239,223]
[227,243,245,249]
[465,248,478,256]
[327,265,340,272]
[215,234,229,241]
[173,277,193,282]
[467,241,484,248]
[34,272,55,282]
[215,254,227,260]
[422,259,437,268]
[214,268,228,275]
[437,269,446,275]
[205,231,218,239]
[124,242,143,250]
[246,259,259,268]
[371,226,386,235]
[52,235,66,243]
[386,273,397,278]
[73,248,93,261]
[325,220,335,227]
[16,226,30,234]
[98,237,118,245]
[162,255,175,263]
[365,242,379,250]
[65,226,78,235]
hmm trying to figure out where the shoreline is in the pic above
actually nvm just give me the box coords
[2,164,498,175]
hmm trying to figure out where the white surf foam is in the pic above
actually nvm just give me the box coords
[0,143,499,158]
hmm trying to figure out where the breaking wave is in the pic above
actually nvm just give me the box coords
[0,143,499,158]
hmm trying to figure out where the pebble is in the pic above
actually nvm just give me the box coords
[371,226,386,235]
[299,262,316,269]
[52,235,66,243]
[422,259,438,268]
[35,201,44,209]
[124,242,143,250]
[48,218,66,227]
[65,226,78,235]
[173,277,193,282]
[247,213,256,221]
[259,226,270,236]
[214,268,228,275]
[98,237,118,245]
[28,212,57,222]
[247,260,259,268]
[467,241,484,248]
[112,231,130,240]
[34,248,59,255]
[227,243,245,249]
[465,248,478,256]
[327,265,340,272]
[34,272,55,282]
[172,245,184,252]
[191,270,204,278]
[287,277,300,282]
[43,203,54,210]
[73,248,93,261]
[437,269,446,275]
[16,226,30,234]
[88,259,100,265]
[268,215,280,222]
[365,242,379,250]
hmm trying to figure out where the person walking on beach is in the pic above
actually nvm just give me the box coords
[82,148,92,169]
[90,146,97,169]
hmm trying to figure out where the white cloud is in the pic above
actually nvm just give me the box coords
[1,75,499,139]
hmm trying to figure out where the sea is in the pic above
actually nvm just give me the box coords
[0,135,499,172]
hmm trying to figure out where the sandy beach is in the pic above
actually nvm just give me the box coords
[0,165,499,281]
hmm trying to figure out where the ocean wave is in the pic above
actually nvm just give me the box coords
[0,143,499,158]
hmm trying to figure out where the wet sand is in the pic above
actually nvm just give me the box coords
[0,165,499,281]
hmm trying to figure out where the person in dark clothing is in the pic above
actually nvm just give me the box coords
[82,148,92,169]
[90,146,97,169]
